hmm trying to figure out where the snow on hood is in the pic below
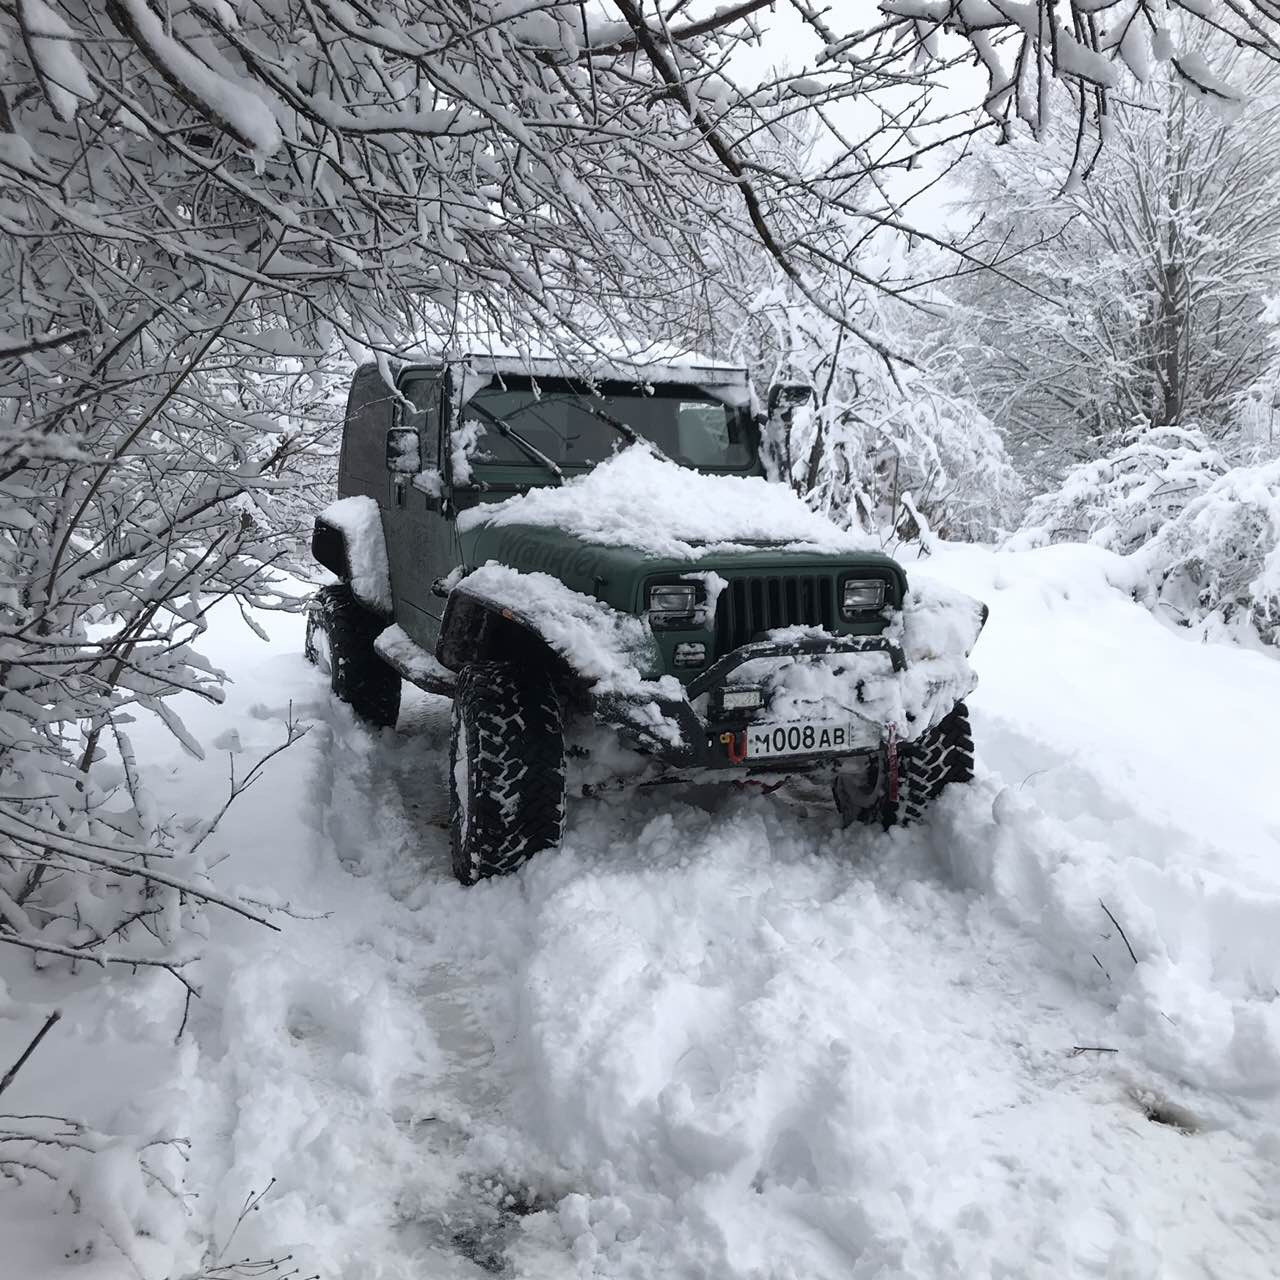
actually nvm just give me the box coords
[457,448,878,559]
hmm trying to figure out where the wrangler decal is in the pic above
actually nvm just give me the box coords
[494,531,604,582]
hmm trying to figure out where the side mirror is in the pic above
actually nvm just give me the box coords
[767,382,814,415]
[386,427,420,474]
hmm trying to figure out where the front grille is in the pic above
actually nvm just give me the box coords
[714,575,837,656]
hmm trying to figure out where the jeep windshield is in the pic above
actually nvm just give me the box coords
[456,377,756,474]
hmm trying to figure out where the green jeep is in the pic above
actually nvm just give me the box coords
[306,353,985,884]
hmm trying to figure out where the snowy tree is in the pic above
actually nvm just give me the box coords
[948,47,1280,485]
[1231,294,1280,462]
[678,252,1021,543]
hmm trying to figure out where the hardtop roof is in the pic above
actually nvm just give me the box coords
[394,350,750,389]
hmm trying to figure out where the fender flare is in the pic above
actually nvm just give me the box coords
[311,515,350,581]
[436,582,570,681]
[311,510,392,617]
[437,579,698,760]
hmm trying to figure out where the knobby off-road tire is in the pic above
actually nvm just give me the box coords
[449,661,566,885]
[890,701,974,826]
[836,701,974,828]
[305,584,401,728]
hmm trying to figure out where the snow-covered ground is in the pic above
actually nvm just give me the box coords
[5,541,1280,1279]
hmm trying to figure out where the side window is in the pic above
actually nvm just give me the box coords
[340,364,397,497]
[400,374,441,466]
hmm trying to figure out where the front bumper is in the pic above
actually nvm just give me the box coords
[594,634,906,770]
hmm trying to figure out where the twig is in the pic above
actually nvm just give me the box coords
[0,934,201,995]
[1099,898,1138,965]
[0,1010,62,1098]
[0,328,89,360]
[215,1177,279,1264]
[177,988,196,1044]
[236,896,332,922]
[185,712,309,859]
[1070,1044,1119,1057]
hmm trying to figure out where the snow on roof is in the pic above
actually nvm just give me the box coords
[392,336,749,388]
[457,447,878,558]
[450,350,749,387]
[397,351,750,399]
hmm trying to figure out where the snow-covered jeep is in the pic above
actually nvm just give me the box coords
[307,353,986,884]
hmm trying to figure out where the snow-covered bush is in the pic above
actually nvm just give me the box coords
[1006,427,1227,554]
[1137,459,1280,647]
[1008,432,1280,650]
[805,365,1022,545]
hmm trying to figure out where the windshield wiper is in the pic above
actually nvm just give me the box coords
[464,400,565,486]
[567,393,671,462]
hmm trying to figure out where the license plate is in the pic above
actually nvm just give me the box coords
[745,720,852,759]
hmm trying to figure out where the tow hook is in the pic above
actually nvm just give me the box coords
[719,729,747,765]
[886,726,900,804]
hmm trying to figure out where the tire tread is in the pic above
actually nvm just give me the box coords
[893,701,974,826]
[308,584,400,728]
[450,661,565,884]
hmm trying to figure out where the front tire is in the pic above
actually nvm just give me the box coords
[305,584,400,728]
[836,702,974,828]
[891,701,974,825]
[449,661,566,885]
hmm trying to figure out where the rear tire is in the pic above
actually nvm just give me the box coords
[306,584,400,728]
[449,661,566,885]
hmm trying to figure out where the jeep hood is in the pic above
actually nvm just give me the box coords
[462,519,903,610]
[456,450,902,612]
[456,448,881,561]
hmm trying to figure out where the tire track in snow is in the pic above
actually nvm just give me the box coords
[300,685,579,1278]
[186,662,579,1280]
[338,684,1277,1277]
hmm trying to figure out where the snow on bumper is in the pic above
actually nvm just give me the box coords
[723,579,985,746]
[451,563,985,765]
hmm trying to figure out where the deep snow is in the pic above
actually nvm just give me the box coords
[4,541,1280,1279]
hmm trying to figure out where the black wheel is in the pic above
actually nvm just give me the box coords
[305,584,400,728]
[449,661,565,885]
[891,701,974,825]
[836,702,974,828]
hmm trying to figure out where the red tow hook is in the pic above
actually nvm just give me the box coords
[886,726,900,804]
[719,730,748,765]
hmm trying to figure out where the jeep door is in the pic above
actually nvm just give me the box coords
[383,370,458,651]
